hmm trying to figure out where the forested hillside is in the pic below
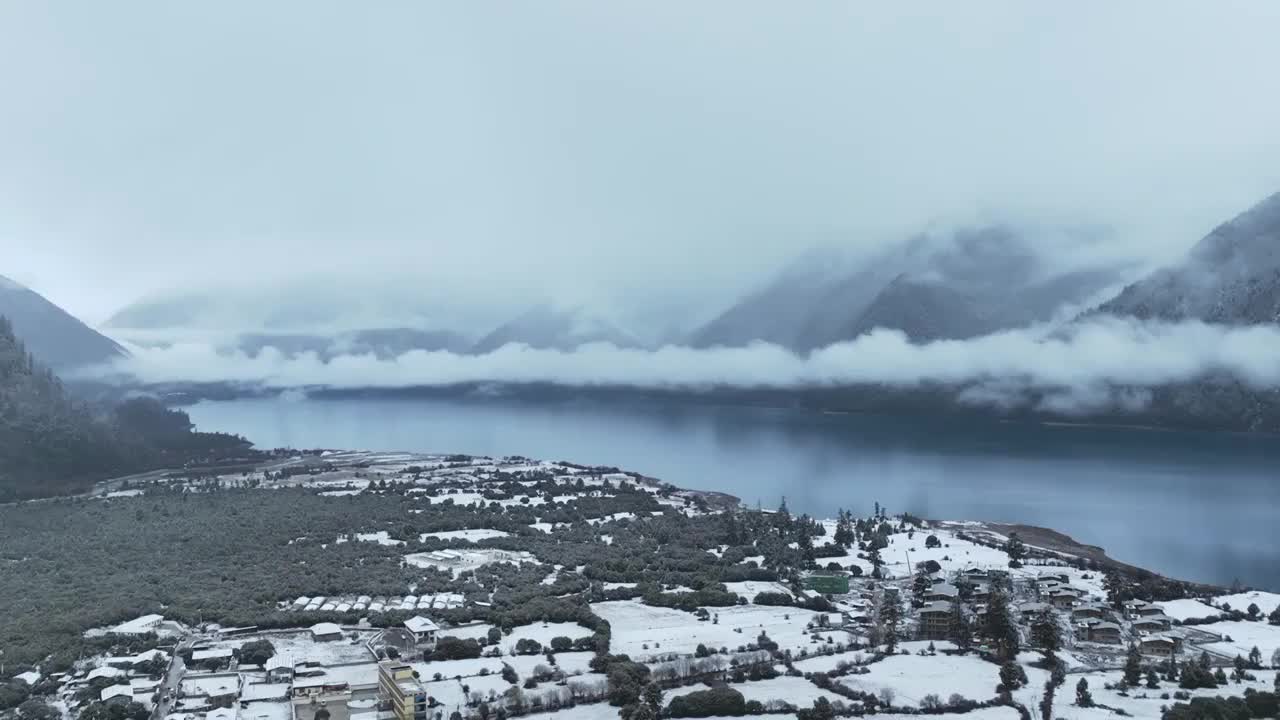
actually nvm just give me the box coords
[0,315,257,501]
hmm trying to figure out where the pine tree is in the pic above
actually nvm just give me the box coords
[1123,642,1143,686]
[984,588,1020,662]
[878,592,901,653]
[949,598,972,651]
[1004,533,1026,566]
[1075,678,1093,707]
[1030,611,1060,659]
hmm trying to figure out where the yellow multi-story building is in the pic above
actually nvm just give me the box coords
[378,662,428,720]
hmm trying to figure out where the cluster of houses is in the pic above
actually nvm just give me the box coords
[286,594,465,614]
[74,650,170,710]
[165,615,447,720]
[906,568,1187,660]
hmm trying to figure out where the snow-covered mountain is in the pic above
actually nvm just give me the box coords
[1099,191,1280,324]
[0,274,127,370]
[470,305,642,355]
[690,226,1123,352]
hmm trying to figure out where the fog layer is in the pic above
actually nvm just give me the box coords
[90,316,1280,414]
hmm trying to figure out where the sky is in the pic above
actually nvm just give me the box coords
[4,2,1280,328]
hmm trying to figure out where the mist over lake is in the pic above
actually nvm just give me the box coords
[188,395,1280,591]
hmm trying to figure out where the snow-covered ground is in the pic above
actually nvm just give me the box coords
[1155,598,1219,621]
[1052,669,1280,720]
[499,622,593,654]
[836,651,1000,706]
[202,631,374,666]
[419,529,511,542]
[1213,590,1280,615]
[1195,619,1280,659]
[592,600,844,661]
[724,581,794,601]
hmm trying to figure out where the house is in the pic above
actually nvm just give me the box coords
[1084,621,1122,644]
[310,622,344,642]
[291,677,349,700]
[1019,602,1052,621]
[190,647,235,668]
[240,683,290,704]
[180,674,242,707]
[1038,572,1070,584]
[101,685,134,706]
[265,655,293,683]
[1139,636,1182,657]
[1071,604,1106,621]
[971,583,992,601]
[294,662,326,678]
[87,666,127,683]
[1049,590,1080,610]
[403,616,440,646]
[918,601,954,640]
[110,614,164,635]
[1132,615,1171,632]
[924,584,959,603]
[1122,600,1162,619]
[961,567,988,579]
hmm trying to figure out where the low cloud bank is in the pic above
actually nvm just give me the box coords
[92,316,1280,414]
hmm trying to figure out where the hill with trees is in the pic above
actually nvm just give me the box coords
[0,315,257,501]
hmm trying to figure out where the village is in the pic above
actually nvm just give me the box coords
[3,452,1279,720]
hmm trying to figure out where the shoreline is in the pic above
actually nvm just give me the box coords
[84,449,1238,594]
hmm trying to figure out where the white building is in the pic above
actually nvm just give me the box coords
[403,616,439,645]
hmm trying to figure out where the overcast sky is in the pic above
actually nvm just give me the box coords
[4,2,1280,325]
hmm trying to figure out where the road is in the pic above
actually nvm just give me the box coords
[151,637,194,720]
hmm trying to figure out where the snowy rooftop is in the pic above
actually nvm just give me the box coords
[404,616,439,633]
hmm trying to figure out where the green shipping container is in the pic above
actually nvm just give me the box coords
[804,574,849,594]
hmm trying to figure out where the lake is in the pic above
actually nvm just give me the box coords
[188,396,1280,590]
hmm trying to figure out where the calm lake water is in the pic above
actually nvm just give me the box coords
[188,396,1280,590]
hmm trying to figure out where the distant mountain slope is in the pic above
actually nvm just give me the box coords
[687,250,893,350]
[0,275,126,370]
[471,305,641,355]
[1099,191,1280,324]
[692,226,1122,353]
[238,327,472,359]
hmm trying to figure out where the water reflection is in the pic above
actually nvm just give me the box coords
[189,396,1280,589]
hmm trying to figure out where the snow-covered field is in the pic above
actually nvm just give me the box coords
[202,631,374,666]
[1195,620,1280,659]
[724,581,793,601]
[592,600,841,661]
[837,652,1000,706]
[1214,591,1280,615]
[1155,598,1219,621]
[499,622,594,654]
[1051,669,1280,720]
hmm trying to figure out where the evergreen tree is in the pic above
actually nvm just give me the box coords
[1004,533,1026,566]
[984,588,1020,662]
[949,598,972,651]
[878,592,901,653]
[1075,678,1093,707]
[1030,611,1060,659]
[1123,642,1143,686]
